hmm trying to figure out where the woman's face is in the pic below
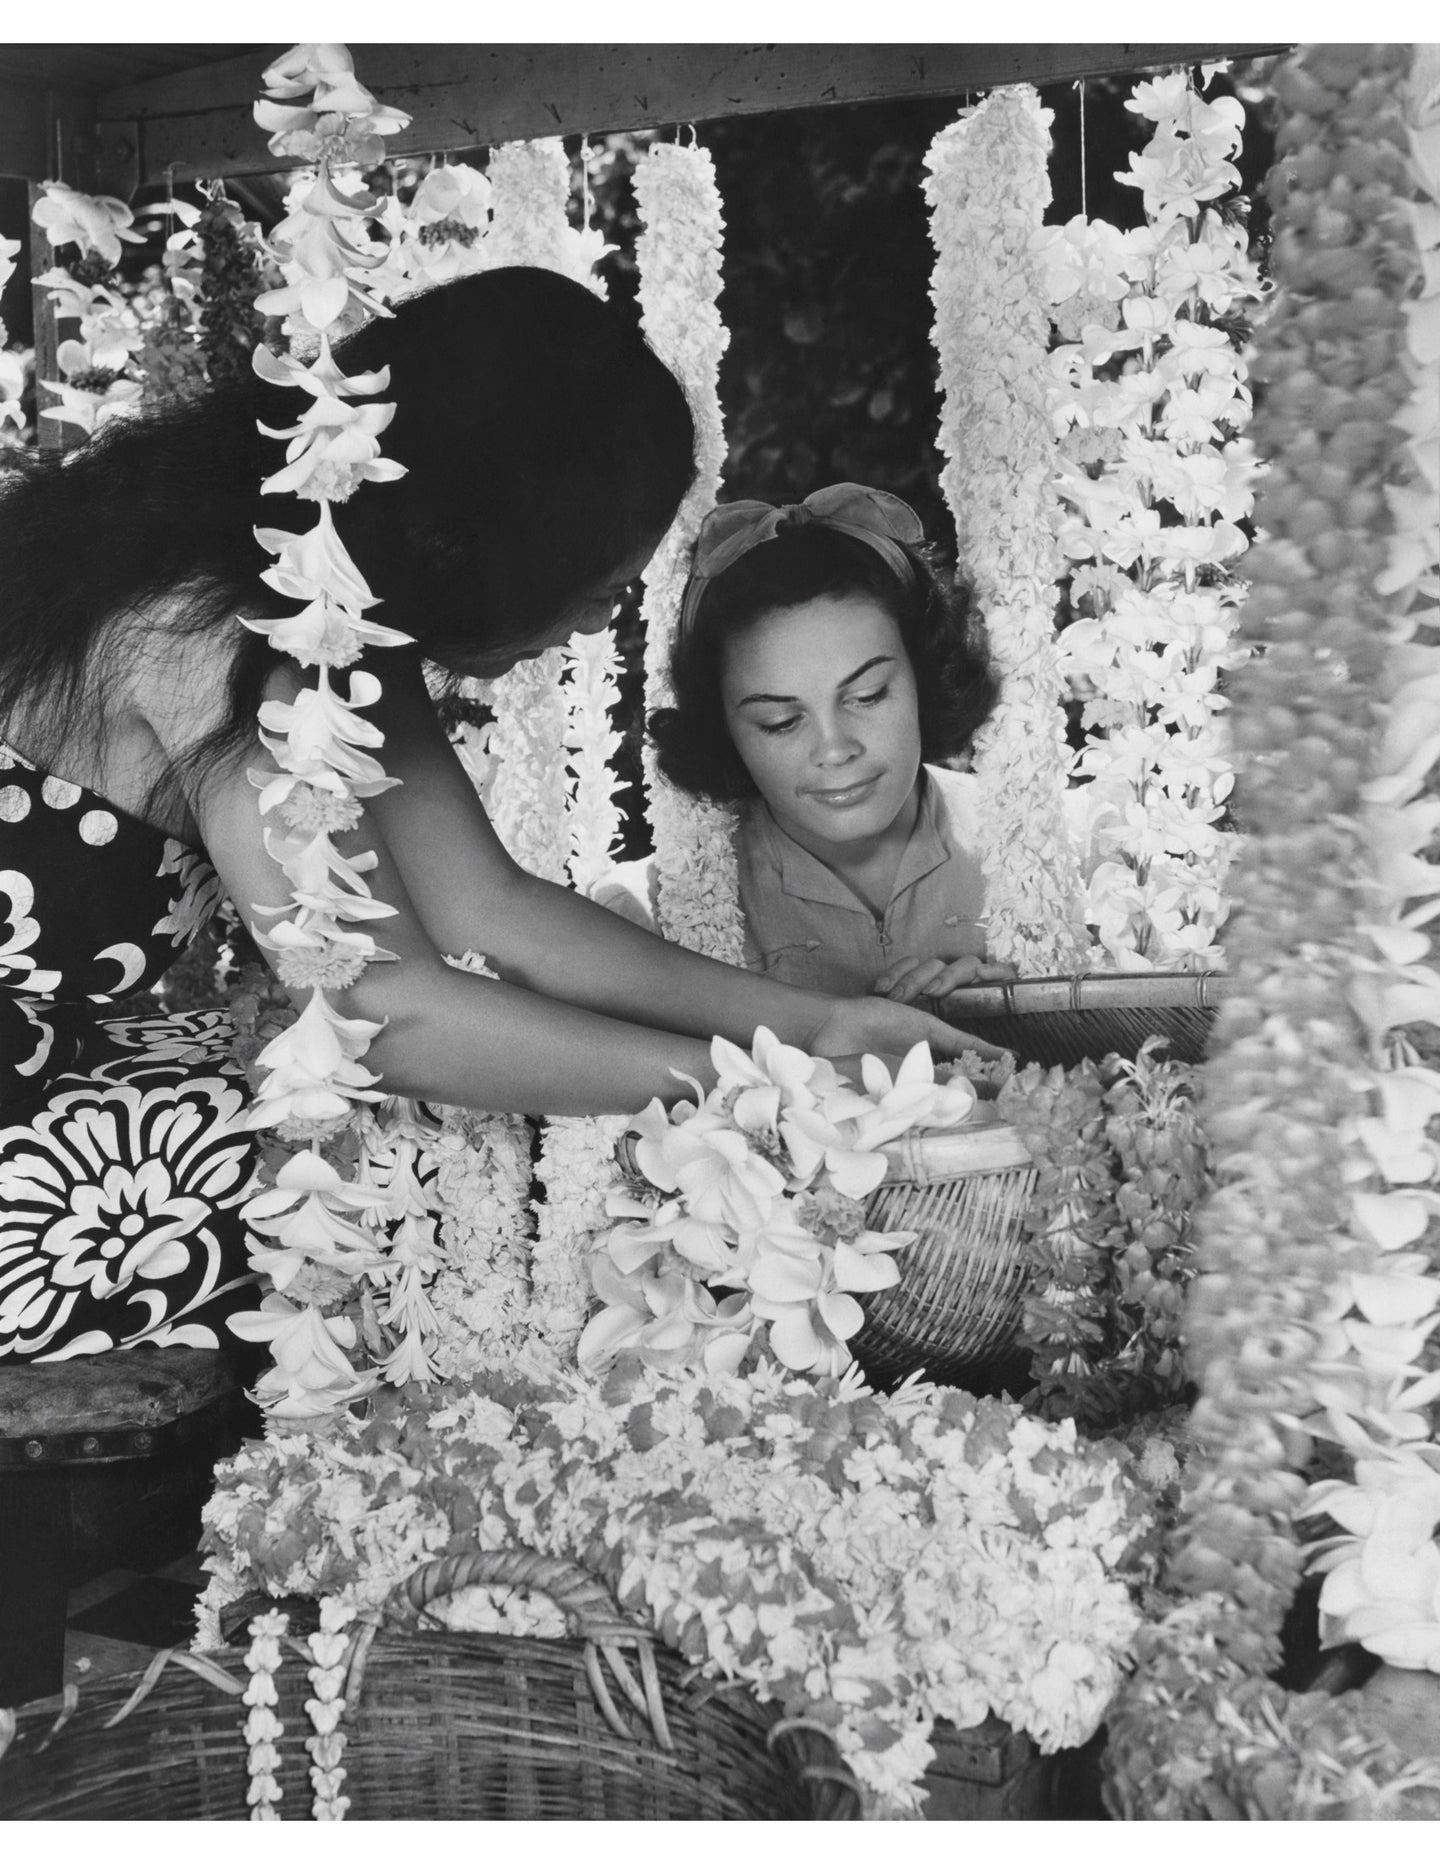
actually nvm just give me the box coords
[720,595,923,858]
[428,533,661,680]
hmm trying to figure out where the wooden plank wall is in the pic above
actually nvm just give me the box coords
[94,42,1284,191]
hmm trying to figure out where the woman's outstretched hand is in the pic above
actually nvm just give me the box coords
[806,993,1012,1066]
[873,954,1019,1006]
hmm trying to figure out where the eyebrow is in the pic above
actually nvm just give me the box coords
[736,655,895,708]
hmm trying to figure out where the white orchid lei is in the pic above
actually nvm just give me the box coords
[225,43,423,1421]
[1104,44,1440,1822]
[198,1355,1152,1815]
[581,1027,980,1380]
[0,227,24,433]
[923,87,1089,977]
[635,141,745,965]
[30,181,146,434]
[1039,72,1260,972]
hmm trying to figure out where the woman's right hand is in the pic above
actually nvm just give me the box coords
[806,993,1012,1067]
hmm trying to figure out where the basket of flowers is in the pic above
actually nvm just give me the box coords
[589,1027,1039,1392]
[0,1547,858,1821]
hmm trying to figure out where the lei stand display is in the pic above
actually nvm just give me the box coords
[923,87,1089,978]
[1038,74,1259,973]
[1105,44,1440,1819]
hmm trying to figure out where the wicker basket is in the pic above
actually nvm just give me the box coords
[853,1123,1038,1393]
[934,970,1238,1067]
[0,1548,859,1821]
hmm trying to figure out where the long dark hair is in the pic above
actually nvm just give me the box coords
[0,267,695,811]
[649,523,997,802]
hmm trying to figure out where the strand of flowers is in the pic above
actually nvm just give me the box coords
[1295,43,1440,1669]
[30,181,146,434]
[0,225,23,433]
[226,43,420,1422]
[304,1597,356,1819]
[1041,72,1260,972]
[243,1608,289,1820]
[636,140,744,963]
[1104,44,1437,1820]
[923,87,1089,977]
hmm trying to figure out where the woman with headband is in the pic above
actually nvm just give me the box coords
[643,484,1018,1004]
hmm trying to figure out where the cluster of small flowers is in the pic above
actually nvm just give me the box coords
[242,1608,289,1820]
[1108,44,1440,1819]
[923,86,1089,975]
[199,1357,1151,1815]
[1038,71,1261,971]
[581,1028,978,1378]
[635,142,746,966]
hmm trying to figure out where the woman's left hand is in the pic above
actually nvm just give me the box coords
[873,954,1019,1006]
[806,994,1012,1065]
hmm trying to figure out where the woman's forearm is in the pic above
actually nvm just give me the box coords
[339,953,717,1116]
[477,867,834,1047]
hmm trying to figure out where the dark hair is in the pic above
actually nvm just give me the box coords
[648,520,998,802]
[0,267,695,811]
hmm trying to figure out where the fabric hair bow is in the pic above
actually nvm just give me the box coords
[678,482,926,637]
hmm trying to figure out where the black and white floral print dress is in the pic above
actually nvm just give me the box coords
[0,746,262,1360]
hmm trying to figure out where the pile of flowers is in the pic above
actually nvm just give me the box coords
[199,1355,1153,1814]
[1037,69,1260,971]
[580,1029,980,1379]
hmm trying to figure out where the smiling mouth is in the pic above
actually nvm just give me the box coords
[807,776,881,808]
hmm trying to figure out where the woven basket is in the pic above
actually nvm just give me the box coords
[853,1123,1038,1393]
[0,1548,859,1821]
[933,970,1238,1067]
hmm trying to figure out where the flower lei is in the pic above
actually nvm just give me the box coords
[242,1607,288,1820]
[1106,44,1440,1820]
[199,1358,1152,1815]
[30,181,146,434]
[635,141,745,964]
[1039,72,1259,972]
[226,44,420,1421]
[923,88,1089,976]
[0,228,24,434]
[581,1027,980,1379]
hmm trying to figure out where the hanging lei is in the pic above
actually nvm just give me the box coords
[923,87,1089,977]
[0,227,23,433]
[225,43,421,1421]
[635,139,744,965]
[1039,71,1260,973]
[1105,44,1440,1820]
[30,181,146,433]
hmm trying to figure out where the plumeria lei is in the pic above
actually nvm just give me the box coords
[198,1356,1152,1815]
[636,141,745,965]
[924,87,1089,976]
[1039,72,1260,972]
[1106,44,1440,1820]
[580,1028,980,1379]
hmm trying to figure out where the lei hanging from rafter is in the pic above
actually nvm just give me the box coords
[1038,72,1259,973]
[636,140,744,965]
[923,86,1089,977]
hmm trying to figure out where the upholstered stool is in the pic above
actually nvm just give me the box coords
[0,1347,258,1707]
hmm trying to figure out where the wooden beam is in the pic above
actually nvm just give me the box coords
[96,42,1285,189]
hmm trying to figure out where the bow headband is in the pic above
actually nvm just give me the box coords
[678,482,926,639]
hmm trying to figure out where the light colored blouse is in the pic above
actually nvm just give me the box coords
[735,765,986,994]
[589,764,987,997]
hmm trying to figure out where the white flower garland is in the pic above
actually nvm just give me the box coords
[635,141,744,965]
[0,228,23,432]
[242,1608,289,1820]
[304,1597,356,1819]
[924,87,1089,977]
[1299,44,1440,1663]
[1040,72,1259,971]
[30,182,146,433]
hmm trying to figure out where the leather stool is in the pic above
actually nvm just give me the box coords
[0,1347,258,1706]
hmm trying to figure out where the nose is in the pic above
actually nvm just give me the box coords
[812,711,863,767]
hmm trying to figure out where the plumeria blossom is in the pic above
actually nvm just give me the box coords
[587,1029,978,1378]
